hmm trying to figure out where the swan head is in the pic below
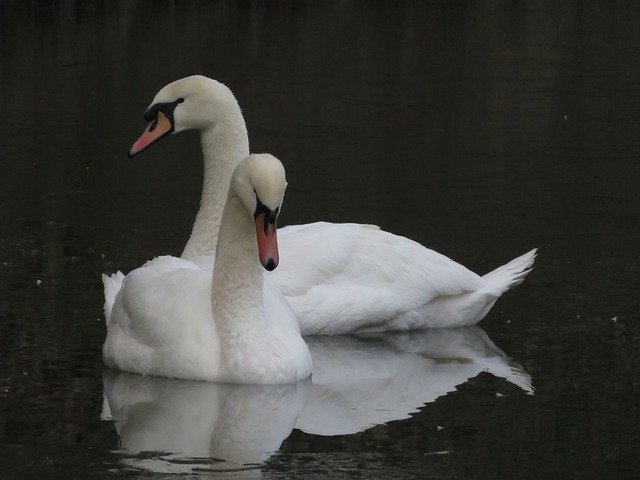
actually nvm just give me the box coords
[129,75,238,157]
[232,154,287,271]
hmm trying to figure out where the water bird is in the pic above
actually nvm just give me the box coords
[104,75,536,335]
[103,154,312,383]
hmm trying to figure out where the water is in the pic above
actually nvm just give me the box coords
[1,1,639,478]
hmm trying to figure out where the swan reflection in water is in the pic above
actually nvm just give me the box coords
[101,327,532,475]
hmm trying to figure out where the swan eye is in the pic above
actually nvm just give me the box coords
[177,97,185,103]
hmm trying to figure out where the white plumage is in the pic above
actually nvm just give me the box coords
[275,223,536,333]
[103,154,311,383]
[104,75,536,345]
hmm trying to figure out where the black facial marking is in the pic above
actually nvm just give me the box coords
[254,196,279,233]
[143,98,184,124]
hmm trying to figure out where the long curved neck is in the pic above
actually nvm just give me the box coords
[211,195,264,337]
[181,110,250,259]
[209,181,310,384]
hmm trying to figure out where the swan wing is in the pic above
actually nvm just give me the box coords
[103,256,221,380]
[271,222,484,334]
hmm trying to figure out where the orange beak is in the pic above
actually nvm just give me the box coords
[128,111,173,157]
[255,213,279,271]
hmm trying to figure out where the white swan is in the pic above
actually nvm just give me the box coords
[103,154,312,383]
[105,74,536,334]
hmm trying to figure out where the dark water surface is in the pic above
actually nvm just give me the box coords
[1,1,639,478]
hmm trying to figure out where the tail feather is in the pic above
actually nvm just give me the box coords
[482,249,537,295]
[102,271,125,325]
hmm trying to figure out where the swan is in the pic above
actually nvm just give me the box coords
[105,74,536,334]
[102,154,312,383]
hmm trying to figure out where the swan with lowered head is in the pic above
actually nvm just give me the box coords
[103,154,312,383]
[105,75,536,335]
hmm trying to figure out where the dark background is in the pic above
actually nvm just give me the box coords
[1,1,639,478]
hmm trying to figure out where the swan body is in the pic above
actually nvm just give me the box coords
[103,154,312,383]
[106,75,536,335]
[274,222,535,333]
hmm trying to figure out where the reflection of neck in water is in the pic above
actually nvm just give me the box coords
[102,327,532,473]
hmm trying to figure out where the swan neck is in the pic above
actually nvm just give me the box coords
[181,113,249,260]
[211,195,264,331]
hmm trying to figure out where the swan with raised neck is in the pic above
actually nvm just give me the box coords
[103,154,311,383]
[129,75,249,258]
[119,75,537,335]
